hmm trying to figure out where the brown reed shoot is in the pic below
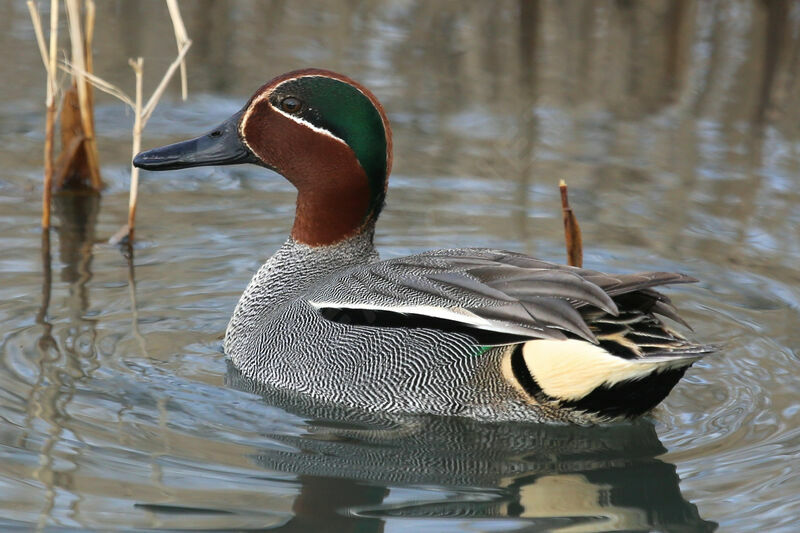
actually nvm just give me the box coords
[53,87,89,187]
[559,180,583,268]
[65,0,102,190]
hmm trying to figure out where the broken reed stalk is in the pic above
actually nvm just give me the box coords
[45,0,59,225]
[165,0,189,101]
[27,0,59,229]
[141,41,192,124]
[123,2,190,240]
[125,37,192,241]
[559,180,583,268]
[65,0,102,190]
[60,65,134,107]
[42,90,55,229]
[84,0,95,109]
[83,3,94,69]
[128,58,143,242]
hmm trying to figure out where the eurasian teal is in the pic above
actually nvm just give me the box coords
[134,69,713,423]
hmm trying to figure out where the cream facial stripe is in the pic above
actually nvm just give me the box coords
[274,107,348,145]
[239,75,350,150]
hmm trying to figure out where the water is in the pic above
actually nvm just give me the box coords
[1,1,799,531]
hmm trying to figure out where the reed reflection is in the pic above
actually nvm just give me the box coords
[25,192,101,527]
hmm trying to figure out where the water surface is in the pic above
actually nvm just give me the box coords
[1,1,799,531]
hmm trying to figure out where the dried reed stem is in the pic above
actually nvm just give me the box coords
[65,0,101,190]
[559,180,583,268]
[84,0,95,108]
[63,35,190,243]
[45,1,60,226]
[42,106,55,229]
[165,0,189,101]
[28,2,49,68]
[48,0,59,89]
[128,39,191,239]
[142,40,192,124]
[59,0,191,243]
[126,37,191,240]
[27,0,59,229]
[128,58,143,241]
[60,61,135,108]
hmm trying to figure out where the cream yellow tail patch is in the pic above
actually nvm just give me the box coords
[521,339,681,401]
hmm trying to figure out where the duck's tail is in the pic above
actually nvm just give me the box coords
[510,332,714,421]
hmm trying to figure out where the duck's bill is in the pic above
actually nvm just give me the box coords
[133,110,260,171]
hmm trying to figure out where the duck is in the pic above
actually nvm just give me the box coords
[133,68,714,424]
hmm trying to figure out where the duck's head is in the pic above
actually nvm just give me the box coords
[134,69,392,246]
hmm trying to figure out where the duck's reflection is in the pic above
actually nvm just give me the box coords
[227,364,715,532]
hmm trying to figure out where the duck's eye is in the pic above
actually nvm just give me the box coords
[280,97,302,114]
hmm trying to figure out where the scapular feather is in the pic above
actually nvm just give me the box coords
[313,250,704,346]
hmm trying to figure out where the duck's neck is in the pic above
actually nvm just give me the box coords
[291,176,373,246]
[224,230,378,349]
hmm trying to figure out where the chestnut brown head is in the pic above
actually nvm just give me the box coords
[134,69,393,246]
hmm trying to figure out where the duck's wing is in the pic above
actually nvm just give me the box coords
[308,248,698,345]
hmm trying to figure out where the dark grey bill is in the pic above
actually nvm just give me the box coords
[133,110,260,171]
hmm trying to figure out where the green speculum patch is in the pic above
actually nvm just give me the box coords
[471,345,494,357]
[272,77,388,218]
